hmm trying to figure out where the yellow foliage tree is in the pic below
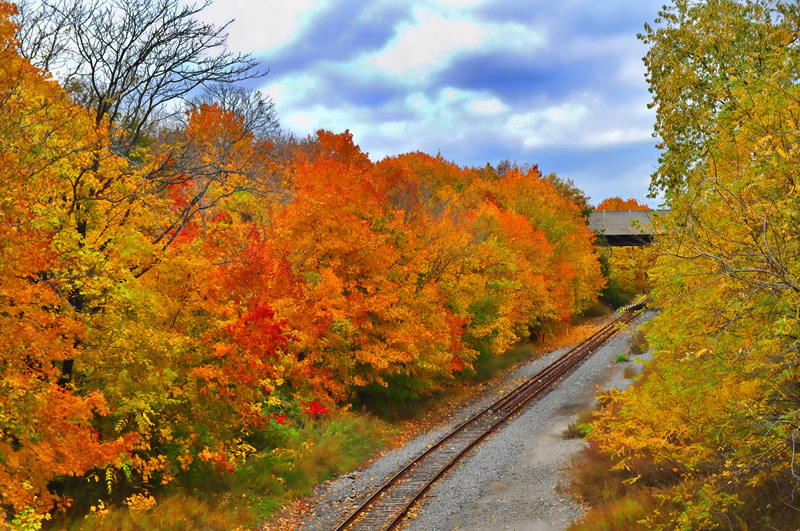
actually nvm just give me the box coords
[585,1,800,528]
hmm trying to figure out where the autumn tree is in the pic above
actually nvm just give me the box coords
[14,0,263,156]
[0,1,135,514]
[192,83,279,142]
[594,196,649,210]
[12,0,280,389]
[0,1,290,518]
[1,2,610,522]
[491,167,604,318]
[547,176,591,219]
[584,1,800,527]
[494,161,590,217]
[268,134,468,399]
[641,0,795,197]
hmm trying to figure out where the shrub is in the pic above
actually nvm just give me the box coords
[563,409,596,439]
[628,330,649,356]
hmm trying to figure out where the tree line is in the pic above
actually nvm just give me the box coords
[0,1,609,524]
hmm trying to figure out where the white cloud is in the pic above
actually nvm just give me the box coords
[502,93,656,150]
[362,6,545,82]
[367,8,485,79]
[282,104,371,144]
[194,0,330,53]
[426,0,490,8]
[259,72,323,117]
[506,102,590,148]
[248,2,656,162]
[260,84,508,159]
[286,112,316,131]
[467,97,507,116]
[379,121,407,135]
[586,128,653,147]
[268,84,504,134]
[262,73,654,160]
[405,87,508,122]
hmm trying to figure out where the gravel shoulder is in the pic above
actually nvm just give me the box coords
[407,310,656,531]
[291,310,656,531]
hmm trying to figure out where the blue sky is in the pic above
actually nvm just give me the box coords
[198,0,665,207]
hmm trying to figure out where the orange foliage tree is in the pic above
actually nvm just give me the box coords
[0,0,607,519]
[0,6,287,513]
[595,196,650,210]
[0,1,138,514]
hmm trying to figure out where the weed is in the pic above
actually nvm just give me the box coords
[67,495,252,531]
[614,353,629,363]
[581,302,614,318]
[467,342,538,382]
[563,409,596,439]
[570,492,658,531]
[628,330,649,356]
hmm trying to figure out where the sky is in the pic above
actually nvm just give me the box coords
[197,0,666,207]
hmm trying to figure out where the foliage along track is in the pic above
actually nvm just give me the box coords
[332,300,647,531]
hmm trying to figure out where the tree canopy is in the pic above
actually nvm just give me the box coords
[594,196,650,211]
[0,2,605,524]
[582,1,800,528]
[14,0,264,156]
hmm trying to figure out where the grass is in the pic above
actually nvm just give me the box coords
[567,440,800,531]
[614,353,629,363]
[565,440,680,508]
[581,301,615,318]
[462,313,611,387]
[563,408,596,439]
[569,492,659,531]
[69,495,252,531]
[53,411,394,531]
[468,342,539,382]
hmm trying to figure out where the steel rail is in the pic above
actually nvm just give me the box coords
[333,301,647,531]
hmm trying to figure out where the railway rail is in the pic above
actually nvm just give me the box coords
[332,300,648,531]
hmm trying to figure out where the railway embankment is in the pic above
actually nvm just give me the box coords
[293,309,655,531]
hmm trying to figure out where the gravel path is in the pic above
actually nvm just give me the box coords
[296,310,656,531]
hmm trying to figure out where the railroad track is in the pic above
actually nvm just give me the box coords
[332,300,648,531]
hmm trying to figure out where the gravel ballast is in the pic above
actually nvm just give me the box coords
[296,310,656,531]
